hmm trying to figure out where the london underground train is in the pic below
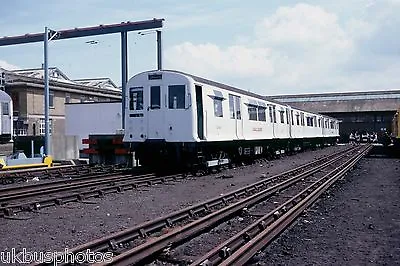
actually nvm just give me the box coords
[123,70,339,169]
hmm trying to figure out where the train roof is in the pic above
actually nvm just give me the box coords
[165,70,281,104]
[141,70,339,122]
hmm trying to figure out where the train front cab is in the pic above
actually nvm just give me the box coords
[124,71,197,167]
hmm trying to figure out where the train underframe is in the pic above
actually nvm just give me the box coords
[133,137,338,171]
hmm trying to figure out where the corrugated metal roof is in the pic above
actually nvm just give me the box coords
[12,67,71,82]
[9,67,120,93]
[273,94,400,102]
[73,78,120,92]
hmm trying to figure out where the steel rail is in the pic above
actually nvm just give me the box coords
[0,164,77,176]
[32,146,360,266]
[0,173,185,217]
[88,146,362,266]
[192,144,372,265]
[0,172,154,202]
[98,146,364,266]
[0,164,117,184]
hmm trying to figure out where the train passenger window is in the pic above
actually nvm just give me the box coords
[235,96,241,120]
[300,113,305,126]
[229,95,235,119]
[129,87,143,110]
[291,110,294,125]
[258,107,266,121]
[248,105,257,121]
[229,94,241,119]
[268,106,274,123]
[280,110,285,123]
[272,106,276,123]
[214,98,223,117]
[286,109,290,124]
[296,113,300,125]
[150,86,161,109]
[168,85,185,109]
[2,102,9,115]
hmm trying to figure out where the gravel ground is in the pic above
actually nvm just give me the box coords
[0,145,347,257]
[255,156,400,265]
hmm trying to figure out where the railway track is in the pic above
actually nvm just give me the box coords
[0,171,149,203]
[0,164,119,184]
[34,144,370,266]
[192,144,372,265]
[0,171,186,218]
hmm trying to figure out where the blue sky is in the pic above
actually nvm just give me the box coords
[0,0,400,95]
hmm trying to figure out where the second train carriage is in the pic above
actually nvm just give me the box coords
[0,89,13,156]
[123,70,340,168]
[391,109,399,147]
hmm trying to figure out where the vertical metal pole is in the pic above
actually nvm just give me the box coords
[157,30,162,70]
[31,140,34,158]
[121,31,128,129]
[44,27,51,155]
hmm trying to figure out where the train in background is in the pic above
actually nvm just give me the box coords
[123,70,340,169]
[391,109,399,147]
[0,88,53,170]
[0,89,13,155]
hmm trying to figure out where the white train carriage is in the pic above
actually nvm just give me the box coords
[0,90,13,156]
[0,90,12,142]
[124,70,339,168]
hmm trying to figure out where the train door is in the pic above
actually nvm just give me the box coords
[195,85,205,140]
[235,96,244,139]
[229,95,244,139]
[286,108,292,138]
[269,105,276,138]
[147,85,165,139]
[319,117,323,136]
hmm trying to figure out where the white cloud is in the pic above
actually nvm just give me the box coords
[165,2,399,94]
[167,42,274,79]
[0,60,19,70]
[255,4,350,50]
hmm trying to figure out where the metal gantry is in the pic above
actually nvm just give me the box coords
[43,27,61,155]
[0,19,164,155]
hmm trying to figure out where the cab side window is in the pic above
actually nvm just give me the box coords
[150,86,161,109]
[129,87,143,110]
[169,85,185,109]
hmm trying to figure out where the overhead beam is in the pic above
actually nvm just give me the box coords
[0,19,163,46]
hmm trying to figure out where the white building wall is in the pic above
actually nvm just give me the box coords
[65,102,122,149]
